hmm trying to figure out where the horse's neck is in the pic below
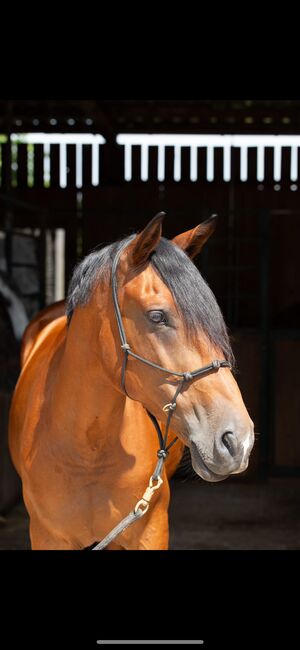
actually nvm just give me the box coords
[52,299,153,460]
[53,307,123,438]
[47,297,177,479]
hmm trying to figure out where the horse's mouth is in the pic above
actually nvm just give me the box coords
[190,443,230,483]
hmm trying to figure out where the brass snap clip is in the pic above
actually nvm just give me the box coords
[134,475,163,514]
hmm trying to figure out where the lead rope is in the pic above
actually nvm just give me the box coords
[91,381,184,551]
[92,367,196,551]
[91,239,231,550]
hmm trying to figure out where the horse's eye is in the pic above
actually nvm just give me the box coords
[148,310,167,325]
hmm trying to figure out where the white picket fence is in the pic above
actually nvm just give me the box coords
[117,134,300,183]
[0,133,299,187]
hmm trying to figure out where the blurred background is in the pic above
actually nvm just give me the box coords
[0,99,299,549]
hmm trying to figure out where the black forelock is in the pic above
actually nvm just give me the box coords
[66,233,234,366]
[150,237,234,365]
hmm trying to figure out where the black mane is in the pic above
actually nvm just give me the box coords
[66,234,234,366]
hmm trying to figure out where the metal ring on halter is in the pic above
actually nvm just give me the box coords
[162,402,177,413]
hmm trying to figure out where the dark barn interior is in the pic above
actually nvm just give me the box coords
[0,99,299,549]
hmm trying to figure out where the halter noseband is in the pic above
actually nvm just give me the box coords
[111,237,232,478]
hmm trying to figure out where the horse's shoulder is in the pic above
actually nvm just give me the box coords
[21,316,66,374]
[20,300,66,367]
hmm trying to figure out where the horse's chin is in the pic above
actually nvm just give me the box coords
[190,447,230,483]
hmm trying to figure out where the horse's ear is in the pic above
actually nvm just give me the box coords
[126,212,165,268]
[172,214,218,259]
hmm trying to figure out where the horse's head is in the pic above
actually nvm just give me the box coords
[108,213,254,482]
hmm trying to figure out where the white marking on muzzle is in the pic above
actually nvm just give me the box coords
[242,435,253,457]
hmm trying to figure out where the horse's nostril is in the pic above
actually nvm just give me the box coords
[221,431,235,457]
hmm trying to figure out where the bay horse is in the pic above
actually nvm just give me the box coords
[9,213,254,550]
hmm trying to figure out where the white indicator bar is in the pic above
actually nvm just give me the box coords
[97,641,204,645]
